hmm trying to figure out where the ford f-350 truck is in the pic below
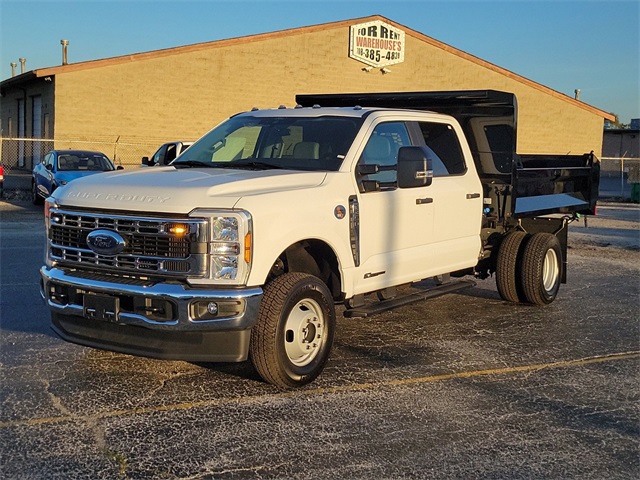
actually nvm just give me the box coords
[40,90,599,388]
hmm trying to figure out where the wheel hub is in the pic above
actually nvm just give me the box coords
[542,248,559,292]
[284,299,324,367]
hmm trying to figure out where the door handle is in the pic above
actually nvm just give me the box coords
[416,198,433,205]
[466,193,480,199]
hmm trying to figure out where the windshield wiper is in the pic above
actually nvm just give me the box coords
[172,160,218,168]
[228,161,283,170]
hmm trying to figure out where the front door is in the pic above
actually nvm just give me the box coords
[353,118,482,295]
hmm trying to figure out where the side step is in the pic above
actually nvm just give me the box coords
[343,279,476,318]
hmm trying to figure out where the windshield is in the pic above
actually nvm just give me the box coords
[57,153,115,171]
[174,115,363,171]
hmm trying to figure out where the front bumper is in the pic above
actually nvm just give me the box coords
[40,266,263,362]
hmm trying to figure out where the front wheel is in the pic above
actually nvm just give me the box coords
[250,272,335,388]
[32,182,43,205]
[520,233,563,305]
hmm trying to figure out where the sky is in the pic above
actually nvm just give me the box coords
[1,0,638,123]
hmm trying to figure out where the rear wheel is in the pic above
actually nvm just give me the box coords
[250,272,335,388]
[495,231,528,303]
[520,233,562,305]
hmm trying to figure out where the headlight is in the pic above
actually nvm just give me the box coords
[188,209,252,285]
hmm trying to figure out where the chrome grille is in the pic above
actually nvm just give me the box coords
[48,209,209,276]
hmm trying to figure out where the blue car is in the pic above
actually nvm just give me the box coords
[32,150,120,205]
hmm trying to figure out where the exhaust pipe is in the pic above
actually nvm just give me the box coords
[61,40,69,65]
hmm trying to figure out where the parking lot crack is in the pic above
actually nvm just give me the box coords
[41,378,73,418]
[131,371,189,411]
[41,378,126,476]
[178,462,289,479]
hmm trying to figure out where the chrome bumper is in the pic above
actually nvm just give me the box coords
[40,266,263,331]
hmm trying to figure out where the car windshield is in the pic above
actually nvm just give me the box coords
[174,115,363,171]
[57,153,115,172]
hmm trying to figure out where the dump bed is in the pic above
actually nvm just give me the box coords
[296,90,599,219]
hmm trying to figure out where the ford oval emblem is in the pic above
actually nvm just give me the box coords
[86,230,125,255]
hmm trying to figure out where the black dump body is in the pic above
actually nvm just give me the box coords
[296,90,599,221]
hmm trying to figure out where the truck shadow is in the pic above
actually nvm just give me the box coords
[193,361,264,383]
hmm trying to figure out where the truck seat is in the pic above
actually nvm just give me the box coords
[293,141,320,160]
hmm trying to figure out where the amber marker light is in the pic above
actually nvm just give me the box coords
[244,232,252,263]
[168,224,188,235]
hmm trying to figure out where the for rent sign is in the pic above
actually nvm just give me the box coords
[349,20,405,68]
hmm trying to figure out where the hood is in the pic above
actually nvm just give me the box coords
[53,166,327,214]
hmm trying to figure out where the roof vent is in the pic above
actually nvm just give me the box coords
[278,105,287,109]
[312,104,321,109]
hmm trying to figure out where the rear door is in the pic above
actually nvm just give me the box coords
[414,120,482,274]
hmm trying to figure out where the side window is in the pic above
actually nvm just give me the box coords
[417,122,466,176]
[358,122,411,190]
[164,144,177,164]
[152,145,167,166]
[483,124,514,173]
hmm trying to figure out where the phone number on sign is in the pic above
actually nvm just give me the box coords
[356,48,401,62]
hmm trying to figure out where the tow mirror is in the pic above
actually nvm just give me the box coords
[397,146,433,188]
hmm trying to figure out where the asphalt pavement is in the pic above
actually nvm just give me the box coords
[0,199,638,479]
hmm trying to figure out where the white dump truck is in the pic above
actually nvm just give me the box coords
[40,90,599,388]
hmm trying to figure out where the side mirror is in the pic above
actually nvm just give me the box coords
[45,164,53,171]
[141,156,151,166]
[397,146,433,188]
[116,166,124,170]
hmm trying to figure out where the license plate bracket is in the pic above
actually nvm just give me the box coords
[84,293,120,322]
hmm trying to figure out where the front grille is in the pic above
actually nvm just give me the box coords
[48,209,209,277]
[50,227,189,258]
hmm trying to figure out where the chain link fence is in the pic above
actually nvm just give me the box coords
[0,137,183,171]
[2,137,639,202]
[600,157,640,201]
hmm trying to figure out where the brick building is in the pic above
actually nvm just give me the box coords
[0,15,614,168]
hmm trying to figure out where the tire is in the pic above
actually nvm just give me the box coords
[250,272,335,388]
[520,233,562,305]
[495,231,528,303]
[32,181,43,205]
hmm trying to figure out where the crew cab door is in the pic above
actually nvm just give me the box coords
[353,118,482,294]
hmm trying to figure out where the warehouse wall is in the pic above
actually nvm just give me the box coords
[51,19,605,156]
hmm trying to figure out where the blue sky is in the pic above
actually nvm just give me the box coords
[1,0,638,122]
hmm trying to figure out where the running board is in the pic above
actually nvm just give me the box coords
[344,279,477,318]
